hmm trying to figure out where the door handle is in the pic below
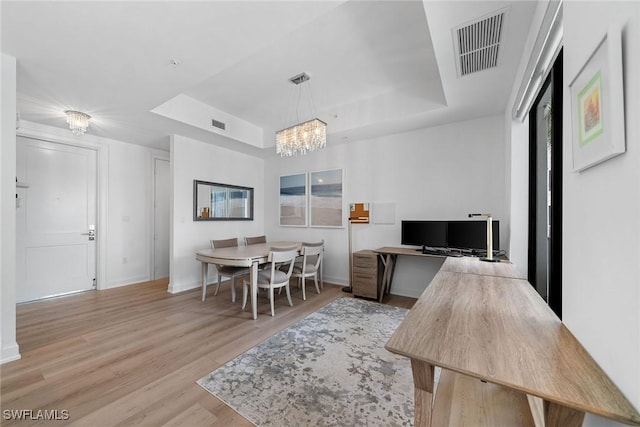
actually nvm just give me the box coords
[81,230,96,240]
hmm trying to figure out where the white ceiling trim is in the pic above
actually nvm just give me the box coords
[151,94,264,149]
[511,0,563,121]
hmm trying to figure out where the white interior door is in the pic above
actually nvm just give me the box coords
[16,137,97,302]
[153,158,170,279]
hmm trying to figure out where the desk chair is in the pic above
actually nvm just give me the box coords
[244,235,267,245]
[203,238,248,303]
[242,245,297,317]
[291,241,324,300]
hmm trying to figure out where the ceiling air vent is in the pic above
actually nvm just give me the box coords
[454,8,508,77]
[211,119,226,130]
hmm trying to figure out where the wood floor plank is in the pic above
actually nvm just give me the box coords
[160,403,218,427]
[68,354,220,426]
[1,279,415,426]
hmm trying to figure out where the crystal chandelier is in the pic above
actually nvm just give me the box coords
[64,110,91,135]
[276,72,326,157]
[276,118,327,157]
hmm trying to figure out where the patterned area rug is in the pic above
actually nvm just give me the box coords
[197,297,413,426]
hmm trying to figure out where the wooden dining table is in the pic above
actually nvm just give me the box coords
[195,241,300,320]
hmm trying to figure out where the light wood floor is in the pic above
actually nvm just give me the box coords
[1,279,416,426]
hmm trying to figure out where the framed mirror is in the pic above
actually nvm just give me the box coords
[193,180,254,221]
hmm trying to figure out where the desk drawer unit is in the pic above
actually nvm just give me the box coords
[352,250,380,299]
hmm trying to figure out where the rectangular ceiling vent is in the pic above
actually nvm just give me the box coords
[454,8,508,77]
[211,119,226,130]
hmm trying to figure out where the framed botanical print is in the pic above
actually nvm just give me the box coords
[569,26,625,172]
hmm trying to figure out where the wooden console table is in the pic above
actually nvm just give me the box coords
[385,257,640,427]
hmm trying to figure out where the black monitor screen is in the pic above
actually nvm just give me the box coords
[447,220,499,251]
[401,221,448,248]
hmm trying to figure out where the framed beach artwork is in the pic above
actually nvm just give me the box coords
[310,168,343,228]
[279,173,307,227]
[569,25,625,172]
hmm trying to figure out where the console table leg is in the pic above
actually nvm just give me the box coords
[544,401,585,427]
[411,359,435,427]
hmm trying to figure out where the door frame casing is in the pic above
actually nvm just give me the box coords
[17,125,108,291]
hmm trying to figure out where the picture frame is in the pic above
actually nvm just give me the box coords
[569,25,625,172]
[279,173,307,227]
[193,180,253,221]
[349,202,370,224]
[310,168,343,228]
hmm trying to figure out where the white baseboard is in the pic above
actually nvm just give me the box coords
[323,275,348,287]
[104,275,150,290]
[167,279,201,294]
[1,342,21,365]
[387,287,421,299]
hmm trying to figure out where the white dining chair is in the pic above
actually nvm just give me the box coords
[291,241,324,300]
[202,238,248,303]
[242,245,298,316]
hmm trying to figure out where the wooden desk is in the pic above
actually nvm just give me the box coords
[385,267,640,426]
[374,246,443,303]
[439,255,524,278]
[196,242,299,320]
[374,246,520,302]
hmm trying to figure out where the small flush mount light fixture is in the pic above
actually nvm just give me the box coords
[64,110,91,135]
[276,72,326,157]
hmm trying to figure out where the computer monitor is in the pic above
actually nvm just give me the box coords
[401,221,448,248]
[447,220,499,251]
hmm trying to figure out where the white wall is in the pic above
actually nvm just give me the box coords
[506,115,530,275]
[105,140,169,287]
[169,134,265,293]
[1,53,20,363]
[562,3,640,425]
[264,115,507,298]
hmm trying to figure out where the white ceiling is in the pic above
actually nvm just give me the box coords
[2,1,537,157]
